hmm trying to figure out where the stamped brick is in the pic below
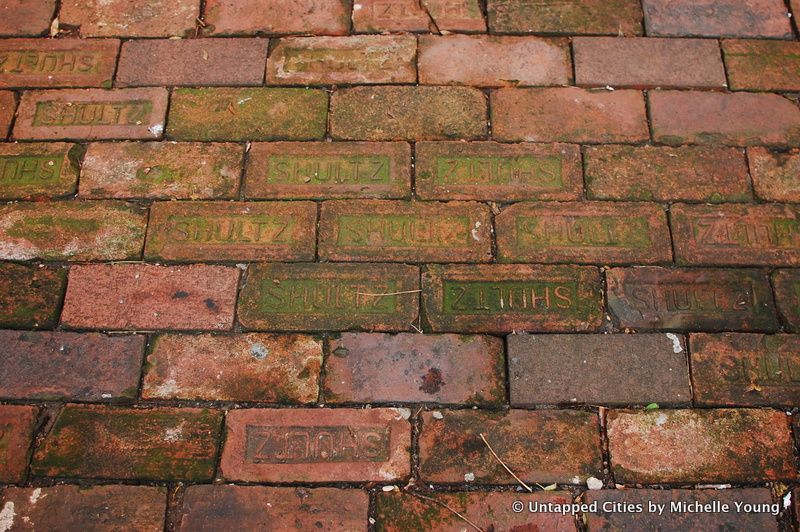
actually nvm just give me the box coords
[33,405,222,481]
[585,145,751,203]
[772,270,800,332]
[267,35,416,86]
[319,200,492,263]
[488,0,643,35]
[492,88,648,143]
[607,408,796,483]
[244,141,411,200]
[0,264,65,328]
[353,0,430,32]
[238,263,419,332]
[415,142,582,201]
[325,333,505,405]
[423,264,603,334]
[206,0,350,35]
[509,334,691,406]
[168,87,327,141]
[0,91,15,138]
[496,202,671,265]
[221,408,411,482]
[422,0,486,31]
[0,0,55,36]
[748,147,800,203]
[60,0,199,37]
[330,86,487,141]
[0,39,119,88]
[61,264,240,331]
[0,405,37,483]
[642,0,792,38]
[143,333,322,403]
[0,142,82,199]
[606,267,779,332]
[724,40,800,91]
[0,201,147,261]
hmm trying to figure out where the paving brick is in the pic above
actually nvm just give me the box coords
[61,264,240,331]
[60,0,199,37]
[0,142,82,199]
[607,408,796,484]
[0,39,119,88]
[584,145,751,203]
[488,0,643,35]
[492,88,648,143]
[179,485,368,531]
[117,38,268,87]
[238,263,419,332]
[267,35,416,86]
[330,86,487,141]
[206,0,350,36]
[773,269,800,332]
[748,147,800,203]
[0,91,15,138]
[32,405,222,481]
[0,201,147,261]
[671,203,800,266]
[220,408,411,482]
[724,40,800,91]
[143,333,322,403]
[649,90,800,146]
[415,141,582,201]
[642,0,792,38]
[0,264,65,328]
[325,333,505,405]
[0,330,143,402]
[419,35,570,87]
[145,201,317,262]
[0,405,37,483]
[79,141,242,199]
[168,87,327,141]
[496,201,671,265]
[0,0,55,36]
[509,333,691,406]
[421,0,486,31]
[353,0,431,32]
[319,200,492,263]
[606,267,779,332]
[574,37,725,89]
[244,141,411,200]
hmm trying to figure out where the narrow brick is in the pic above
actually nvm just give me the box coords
[748,147,800,202]
[496,201,672,265]
[0,264,66,328]
[642,0,792,38]
[509,334,691,406]
[724,40,800,91]
[143,333,322,403]
[220,408,411,482]
[492,88,648,143]
[325,333,505,405]
[60,0,198,37]
[0,39,119,88]
[422,0,486,31]
[0,405,37,483]
[33,405,222,481]
[206,0,350,35]
[0,0,55,36]
[61,264,240,331]
[773,269,800,332]
[319,200,492,263]
[238,263,419,332]
[330,86,487,141]
[168,87,327,141]
[0,142,81,199]
[0,91,15,138]
[353,0,431,32]
[488,0,643,35]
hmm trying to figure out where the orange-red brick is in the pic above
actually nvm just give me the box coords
[642,0,792,38]
[206,0,350,35]
[489,0,643,35]
[60,0,199,37]
[0,405,38,483]
[0,39,119,88]
[0,0,55,36]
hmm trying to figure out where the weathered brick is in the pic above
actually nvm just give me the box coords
[143,333,322,403]
[0,142,81,199]
[607,408,796,483]
[0,330,144,401]
[206,0,350,35]
[488,0,643,35]
[221,408,411,482]
[606,267,779,332]
[642,0,792,38]
[496,202,672,265]
[60,0,198,37]
[117,38,268,87]
[61,264,240,331]
[724,40,800,91]
[0,91,15,138]
[145,201,317,262]
[508,334,691,406]
[238,263,419,332]
[353,0,431,32]
[0,264,65,328]
[244,141,411,200]
[325,333,505,405]
[492,88,648,143]
[772,269,800,332]
[0,405,37,483]
[267,35,416,86]
[0,0,55,36]
[0,201,147,261]
[319,200,492,263]
[32,405,222,481]
[330,86,487,141]
[585,145,751,203]
[0,39,119,88]
[168,87,327,141]
[415,141,582,201]
[421,0,486,31]
[748,147,800,203]
[79,141,242,199]
[419,35,570,87]
[649,90,800,146]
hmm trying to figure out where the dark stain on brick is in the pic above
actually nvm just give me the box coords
[420,367,445,394]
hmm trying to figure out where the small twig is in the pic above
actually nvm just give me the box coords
[409,492,485,532]
[479,433,534,493]
[355,290,422,297]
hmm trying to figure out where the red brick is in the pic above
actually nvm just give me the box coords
[749,147,800,203]
[244,141,411,200]
[206,0,350,36]
[0,142,81,199]
[0,330,144,401]
[0,0,55,36]
[421,0,486,31]
[492,88,648,143]
[0,39,119,88]
[325,333,505,405]
[32,405,222,481]
[649,90,800,146]
[61,264,240,331]
[642,0,792,38]
[353,0,431,32]
[585,145,751,203]
[143,333,322,403]
[0,91,14,138]
[220,408,411,482]
[0,405,37,483]
[724,40,800,91]
[607,408,796,483]
[0,264,65,328]
[60,0,199,37]
[488,0,643,35]
[319,200,492,263]
[773,269,800,332]
[496,201,672,265]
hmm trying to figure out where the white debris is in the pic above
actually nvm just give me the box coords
[464,472,475,482]
[0,502,15,532]
[586,477,603,490]
[666,333,683,353]
[382,485,396,492]
[393,408,412,420]
[432,411,444,420]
